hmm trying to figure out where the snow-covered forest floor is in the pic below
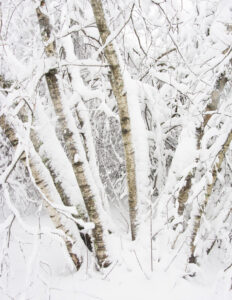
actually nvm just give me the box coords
[2,213,231,300]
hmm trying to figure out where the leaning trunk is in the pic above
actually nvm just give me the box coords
[177,74,228,215]
[29,115,93,252]
[36,4,109,267]
[0,114,82,270]
[189,129,232,263]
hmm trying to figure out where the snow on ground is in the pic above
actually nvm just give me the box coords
[0,212,231,300]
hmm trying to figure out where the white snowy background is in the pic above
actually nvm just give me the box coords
[0,0,232,299]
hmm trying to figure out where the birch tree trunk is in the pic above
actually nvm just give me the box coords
[189,129,232,263]
[177,74,228,215]
[29,120,93,252]
[90,0,137,240]
[0,114,82,270]
[36,4,109,267]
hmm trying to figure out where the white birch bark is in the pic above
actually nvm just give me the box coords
[189,129,232,263]
[90,0,138,240]
[0,114,82,270]
[36,4,110,267]
[30,122,93,252]
[177,74,228,215]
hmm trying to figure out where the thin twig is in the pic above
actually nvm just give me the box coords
[133,250,149,279]
[156,48,176,61]
[139,48,176,81]
[96,4,135,55]
[224,262,232,272]
[3,150,25,183]
[165,240,185,272]
[103,260,118,279]
[7,215,15,248]
[5,0,25,39]
[58,22,96,39]
[131,14,146,56]
[61,63,110,68]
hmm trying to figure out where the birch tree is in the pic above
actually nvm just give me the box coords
[36,2,109,267]
[0,113,82,270]
[189,128,232,263]
[90,0,138,240]
[177,73,229,215]
[1,2,232,294]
